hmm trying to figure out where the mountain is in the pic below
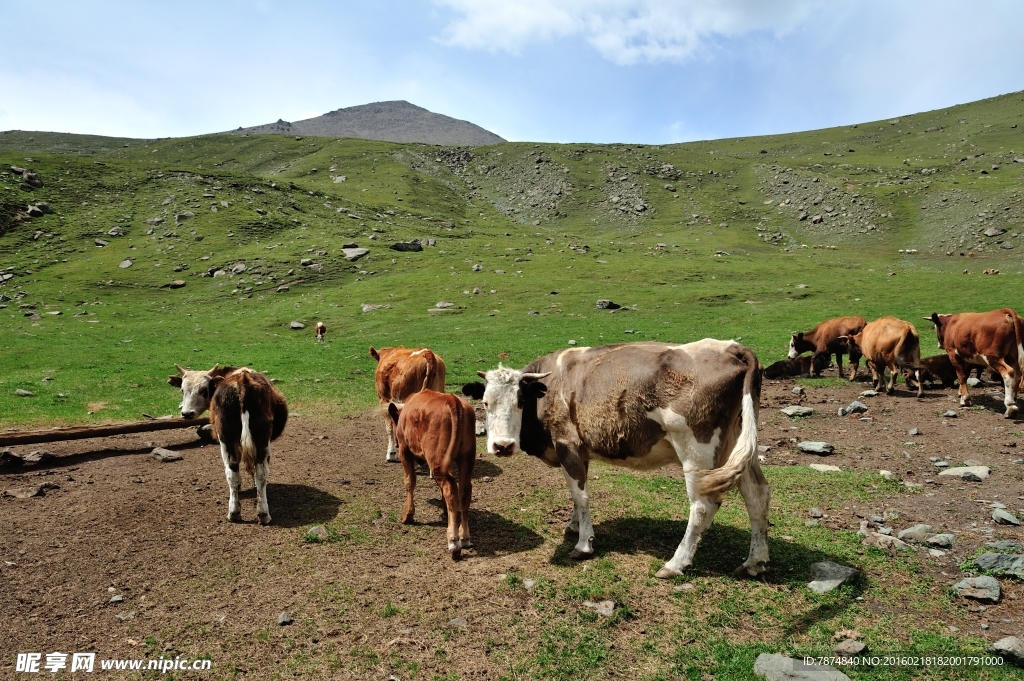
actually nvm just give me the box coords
[230,100,505,146]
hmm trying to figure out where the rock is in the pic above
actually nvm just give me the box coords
[791,387,805,396]
[115,611,136,621]
[290,321,305,330]
[447,617,469,628]
[306,525,329,542]
[109,595,124,604]
[342,247,369,261]
[781,406,814,417]
[808,508,823,518]
[0,449,23,468]
[472,264,482,271]
[301,258,313,266]
[152,448,183,463]
[390,241,423,252]
[435,301,454,309]
[798,441,835,455]
[943,410,957,418]
[26,205,43,218]
[967,376,982,387]
[277,612,292,626]
[833,639,867,657]
[938,466,989,481]
[807,561,858,594]
[993,509,1021,525]
[984,226,1007,237]
[276,285,290,293]
[863,532,911,550]
[933,461,949,468]
[15,389,34,397]
[22,450,54,465]
[582,599,616,616]
[989,636,1024,667]
[973,553,1024,579]
[567,340,577,346]
[108,226,123,237]
[94,239,108,247]
[5,485,47,498]
[839,401,869,416]
[596,299,621,310]
[232,263,246,274]
[860,390,879,397]
[986,540,1024,552]
[952,576,1000,602]
[523,578,538,591]
[147,217,164,225]
[753,653,851,680]
[22,169,42,188]
[928,548,946,557]
[897,524,933,543]
[926,533,955,548]
[119,259,133,268]
[164,280,186,289]
[360,304,382,313]
[809,464,841,472]
[908,428,920,436]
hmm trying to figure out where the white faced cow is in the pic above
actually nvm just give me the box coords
[463,340,767,579]
[169,365,288,524]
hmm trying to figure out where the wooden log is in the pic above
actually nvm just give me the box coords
[0,417,210,447]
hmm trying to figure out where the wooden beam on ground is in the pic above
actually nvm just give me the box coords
[0,417,210,448]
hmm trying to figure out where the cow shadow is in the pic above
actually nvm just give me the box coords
[238,483,342,528]
[410,458,503,480]
[421,498,543,556]
[0,439,209,474]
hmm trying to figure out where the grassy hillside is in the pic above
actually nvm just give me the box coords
[1,91,1023,426]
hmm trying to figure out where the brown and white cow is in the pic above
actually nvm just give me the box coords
[926,309,1024,417]
[789,316,866,380]
[844,317,922,397]
[387,390,476,559]
[169,365,288,524]
[315,322,326,343]
[370,346,446,462]
[463,340,767,579]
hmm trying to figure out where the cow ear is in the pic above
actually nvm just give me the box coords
[462,382,485,400]
[796,332,803,340]
[369,346,380,361]
[928,313,940,325]
[522,380,548,399]
[387,402,401,424]
[476,370,487,379]
[168,375,182,388]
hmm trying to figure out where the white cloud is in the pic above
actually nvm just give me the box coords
[435,0,818,64]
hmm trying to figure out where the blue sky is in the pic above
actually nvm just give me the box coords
[1,1,1022,144]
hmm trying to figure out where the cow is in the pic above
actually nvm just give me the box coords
[904,355,994,390]
[315,322,326,343]
[370,346,446,462]
[925,309,1024,418]
[169,365,288,524]
[387,390,476,559]
[843,317,922,397]
[789,316,866,380]
[462,340,767,579]
[763,354,826,379]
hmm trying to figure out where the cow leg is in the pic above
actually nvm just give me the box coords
[434,469,462,559]
[557,446,594,557]
[735,463,771,577]
[457,455,474,550]
[949,355,972,406]
[835,352,844,380]
[991,358,1020,418]
[254,447,271,526]
[656,473,721,578]
[400,449,417,524]
[380,403,399,463]
[810,351,826,377]
[885,362,898,394]
[847,349,862,381]
[220,442,242,522]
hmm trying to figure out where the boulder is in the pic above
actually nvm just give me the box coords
[833,639,867,657]
[390,241,423,252]
[838,401,869,416]
[232,263,246,274]
[798,441,834,455]
[21,450,54,465]
[993,508,1021,525]
[926,533,955,548]
[152,448,183,463]
[989,636,1024,667]
[781,406,815,417]
[952,576,1000,602]
[108,226,123,236]
[22,169,43,188]
[753,653,851,680]
[807,561,858,594]
[118,259,133,269]
[897,524,933,543]
[342,247,369,262]
[289,321,305,330]
[596,300,621,310]
[26,205,43,218]
[973,553,1024,579]
[938,465,989,481]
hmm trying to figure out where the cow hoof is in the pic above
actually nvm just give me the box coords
[228,511,242,523]
[450,547,462,561]
[460,539,473,549]
[735,562,767,578]
[568,548,594,560]
[655,567,682,580]
[401,514,414,524]
[257,513,272,526]
[1004,406,1020,419]
[385,452,399,463]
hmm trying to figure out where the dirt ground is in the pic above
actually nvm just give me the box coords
[1,370,1023,679]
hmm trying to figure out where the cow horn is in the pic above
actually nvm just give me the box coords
[476,370,487,379]
[207,363,219,374]
[174,363,186,375]
[521,372,551,381]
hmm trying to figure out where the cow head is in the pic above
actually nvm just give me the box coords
[925,313,950,349]
[462,365,549,456]
[168,364,220,419]
[788,332,804,359]
[837,334,862,357]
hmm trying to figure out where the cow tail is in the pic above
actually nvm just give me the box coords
[696,347,761,497]
[238,377,257,480]
[1014,312,1024,392]
[893,328,921,370]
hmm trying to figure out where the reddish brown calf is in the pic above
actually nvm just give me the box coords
[789,316,866,380]
[371,346,446,462]
[388,390,476,559]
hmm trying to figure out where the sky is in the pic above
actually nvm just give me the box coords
[1,0,1022,144]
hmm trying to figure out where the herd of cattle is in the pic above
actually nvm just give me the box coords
[166,307,1024,577]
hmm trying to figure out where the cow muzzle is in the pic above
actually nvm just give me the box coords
[181,409,196,419]
[491,440,516,457]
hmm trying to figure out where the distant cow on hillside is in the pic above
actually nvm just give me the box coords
[844,317,922,397]
[315,322,326,343]
[926,308,1024,418]
[169,365,288,524]
[789,316,866,380]
[370,346,446,462]
[388,390,477,559]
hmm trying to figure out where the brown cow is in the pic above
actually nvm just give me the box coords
[370,346,446,462]
[763,354,827,379]
[926,309,1024,417]
[387,390,476,559]
[904,355,990,390]
[789,316,866,380]
[845,317,922,397]
[463,340,767,579]
[315,322,326,343]
[169,365,288,524]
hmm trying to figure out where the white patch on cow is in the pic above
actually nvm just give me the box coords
[561,467,594,555]
[220,441,241,522]
[480,365,525,455]
[645,407,721,472]
[410,348,427,356]
[788,336,798,360]
[239,410,255,460]
[254,460,271,525]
